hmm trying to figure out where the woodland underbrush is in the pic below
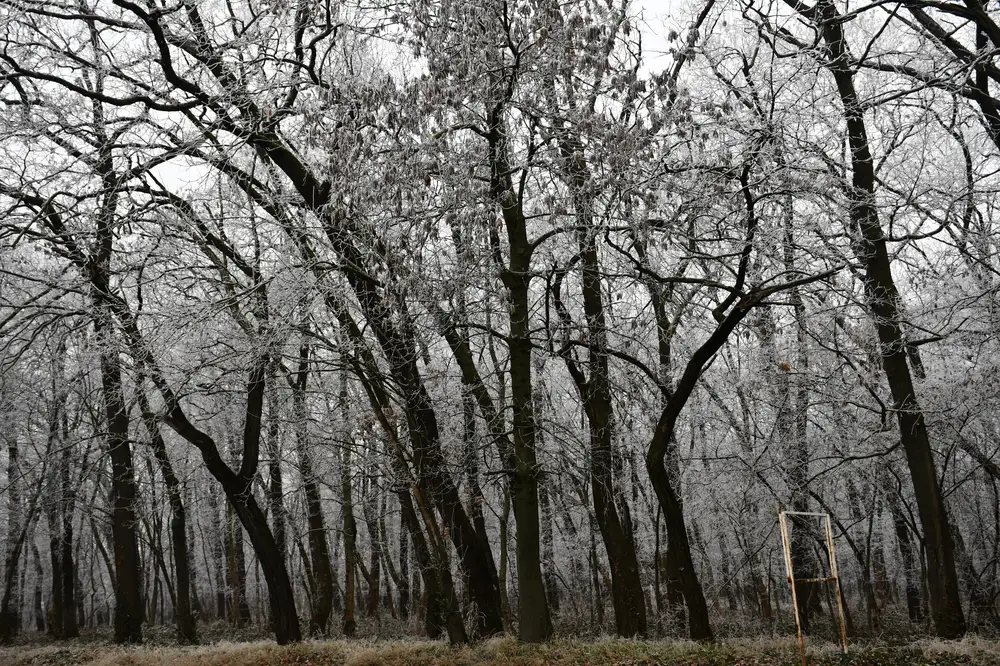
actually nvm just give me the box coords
[3,634,999,666]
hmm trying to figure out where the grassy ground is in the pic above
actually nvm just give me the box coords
[2,636,1000,666]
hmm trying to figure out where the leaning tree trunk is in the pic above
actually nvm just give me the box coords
[106,277,302,643]
[154,356,302,644]
[797,0,967,638]
[332,312,467,644]
[644,298,763,642]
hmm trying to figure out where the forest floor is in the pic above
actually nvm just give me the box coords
[3,634,1000,666]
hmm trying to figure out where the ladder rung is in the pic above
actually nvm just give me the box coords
[793,577,837,583]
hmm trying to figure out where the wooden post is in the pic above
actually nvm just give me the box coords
[779,511,849,665]
[779,512,806,666]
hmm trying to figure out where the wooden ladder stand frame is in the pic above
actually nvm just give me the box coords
[778,510,848,666]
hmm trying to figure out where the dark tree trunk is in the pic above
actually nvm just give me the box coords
[330,314,467,644]
[551,190,648,637]
[498,490,514,633]
[797,0,967,638]
[341,440,357,638]
[325,235,505,639]
[95,319,144,644]
[398,513,410,622]
[645,307,757,643]
[225,498,251,627]
[0,434,26,643]
[57,420,78,640]
[58,512,77,639]
[487,117,554,641]
[294,344,334,635]
[157,362,301,644]
[265,382,286,575]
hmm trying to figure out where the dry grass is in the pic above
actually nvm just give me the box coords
[2,635,998,666]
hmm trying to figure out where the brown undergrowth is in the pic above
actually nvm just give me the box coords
[2,636,998,666]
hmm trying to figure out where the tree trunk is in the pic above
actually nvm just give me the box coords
[493,155,553,646]
[57,415,78,640]
[294,344,334,635]
[139,388,197,643]
[341,439,357,638]
[0,434,25,642]
[158,371,301,643]
[800,0,967,638]
[225,495,252,627]
[552,201,647,637]
[265,381,286,576]
[95,319,144,644]
[398,513,410,622]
